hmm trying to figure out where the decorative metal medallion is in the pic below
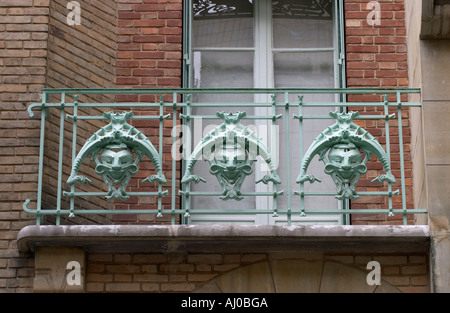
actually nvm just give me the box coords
[272,0,332,19]
[296,111,395,200]
[193,0,253,19]
[182,111,281,200]
[193,0,332,20]
[67,111,166,200]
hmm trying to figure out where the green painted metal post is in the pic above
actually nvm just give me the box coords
[56,92,66,225]
[157,96,165,218]
[384,95,394,218]
[172,92,178,225]
[397,91,408,225]
[271,95,279,219]
[69,95,79,218]
[183,94,192,220]
[35,91,48,225]
[284,92,292,223]
[297,95,306,218]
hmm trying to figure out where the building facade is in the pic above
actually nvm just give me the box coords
[0,0,448,293]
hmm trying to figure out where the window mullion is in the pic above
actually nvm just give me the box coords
[254,0,274,224]
[254,0,273,89]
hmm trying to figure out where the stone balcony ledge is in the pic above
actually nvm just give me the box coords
[17,224,430,254]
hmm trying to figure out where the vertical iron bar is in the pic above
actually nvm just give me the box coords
[342,89,349,225]
[172,92,177,225]
[384,95,394,218]
[284,92,292,220]
[69,95,79,218]
[183,94,192,221]
[56,92,66,225]
[157,95,164,218]
[36,91,47,225]
[271,95,279,219]
[396,91,408,225]
[298,95,306,218]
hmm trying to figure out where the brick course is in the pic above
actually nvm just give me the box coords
[85,252,430,293]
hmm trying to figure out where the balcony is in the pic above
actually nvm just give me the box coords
[21,87,426,226]
[15,87,432,282]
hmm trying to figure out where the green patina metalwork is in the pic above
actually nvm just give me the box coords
[67,111,166,200]
[296,110,395,200]
[181,111,281,200]
[21,88,428,225]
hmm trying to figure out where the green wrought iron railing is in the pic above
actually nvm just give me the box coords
[23,88,427,226]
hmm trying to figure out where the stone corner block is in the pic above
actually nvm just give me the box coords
[34,246,85,293]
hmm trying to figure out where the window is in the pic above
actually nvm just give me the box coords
[182,0,346,225]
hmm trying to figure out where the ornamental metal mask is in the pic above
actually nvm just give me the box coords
[182,111,281,200]
[67,111,166,200]
[94,143,138,200]
[296,110,395,200]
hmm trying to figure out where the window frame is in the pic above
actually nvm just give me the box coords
[183,0,346,89]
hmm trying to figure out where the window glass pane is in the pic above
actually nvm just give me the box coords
[273,52,334,88]
[192,0,254,48]
[272,0,333,49]
[272,0,332,19]
[192,51,254,89]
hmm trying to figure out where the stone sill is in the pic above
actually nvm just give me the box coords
[17,224,430,254]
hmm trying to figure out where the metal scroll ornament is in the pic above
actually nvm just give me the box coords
[193,0,332,20]
[67,112,166,200]
[296,111,395,200]
[182,111,281,200]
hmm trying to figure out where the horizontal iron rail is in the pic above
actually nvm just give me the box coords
[22,207,428,216]
[38,87,421,94]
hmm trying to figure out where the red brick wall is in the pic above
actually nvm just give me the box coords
[344,0,413,225]
[115,0,183,224]
[85,252,430,293]
[116,0,182,91]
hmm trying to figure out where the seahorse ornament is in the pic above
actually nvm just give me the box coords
[296,111,395,200]
[182,111,281,200]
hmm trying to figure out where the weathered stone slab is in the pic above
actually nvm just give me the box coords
[215,262,275,293]
[34,246,85,293]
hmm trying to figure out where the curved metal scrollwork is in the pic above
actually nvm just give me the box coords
[296,110,395,200]
[182,111,281,200]
[67,111,166,200]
